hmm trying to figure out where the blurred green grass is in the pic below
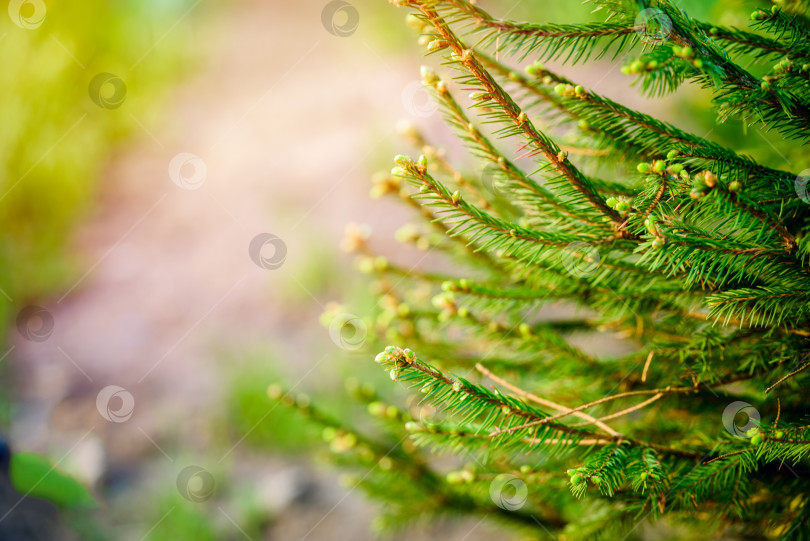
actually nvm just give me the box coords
[0,0,207,328]
[225,353,324,453]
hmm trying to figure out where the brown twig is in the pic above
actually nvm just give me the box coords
[571,393,664,426]
[641,350,655,382]
[703,449,749,465]
[476,363,619,436]
[490,370,759,439]
[765,360,810,393]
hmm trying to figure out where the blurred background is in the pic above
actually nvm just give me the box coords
[0,0,799,539]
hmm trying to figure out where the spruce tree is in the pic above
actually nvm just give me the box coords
[275,1,810,538]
